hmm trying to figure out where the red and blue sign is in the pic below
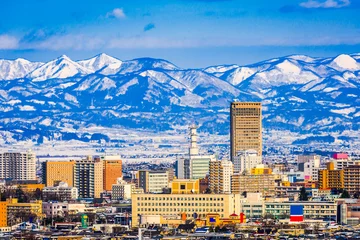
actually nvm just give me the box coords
[290,205,304,222]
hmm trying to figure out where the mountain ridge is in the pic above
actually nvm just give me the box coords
[0,53,359,146]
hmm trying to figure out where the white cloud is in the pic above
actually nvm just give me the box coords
[26,34,105,50]
[106,8,126,19]
[300,0,350,8]
[0,35,19,49]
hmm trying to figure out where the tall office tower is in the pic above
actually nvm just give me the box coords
[102,156,122,191]
[42,161,75,187]
[138,170,169,193]
[189,125,199,156]
[74,157,103,198]
[0,150,36,181]
[209,160,233,194]
[230,102,262,161]
[233,150,262,174]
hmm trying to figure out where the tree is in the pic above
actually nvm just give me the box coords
[299,187,308,201]
[205,188,212,194]
[340,190,350,198]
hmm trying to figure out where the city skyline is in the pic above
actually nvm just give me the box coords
[1,0,360,67]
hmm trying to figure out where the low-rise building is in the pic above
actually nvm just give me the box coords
[131,193,241,227]
[171,179,200,194]
[42,182,78,201]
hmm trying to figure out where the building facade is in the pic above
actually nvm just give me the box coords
[233,150,262,174]
[42,160,75,187]
[230,102,262,161]
[102,157,122,191]
[209,160,233,194]
[42,182,78,201]
[231,173,275,196]
[138,170,169,193]
[171,179,200,194]
[344,165,360,195]
[0,150,36,181]
[74,157,103,198]
[318,162,344,190]
[132,193,241,227]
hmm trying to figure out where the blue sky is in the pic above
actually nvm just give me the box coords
[0,0,359,67]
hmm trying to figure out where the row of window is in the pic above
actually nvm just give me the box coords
[137,202,224,207]
[137,197,224,201]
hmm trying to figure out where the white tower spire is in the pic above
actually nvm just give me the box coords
[189,124,199,156]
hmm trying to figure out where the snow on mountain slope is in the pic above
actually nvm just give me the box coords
[77,53,122,72]
[27,55,92,81]
[0,58,43,80]
[328,54,360,72]
[0,53,359,145]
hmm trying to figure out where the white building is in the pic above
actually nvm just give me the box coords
[42,182,78,201]
[233,150,262,174]
[0,150,36,181]
[177,125,216,179]
[42,202,86,218]
[138,170,169,193]
[112,177,136,200]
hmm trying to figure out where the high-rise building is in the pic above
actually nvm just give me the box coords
[42,160,75,187]
[233,150,262,174]
[318,162,344,190]
[231,173,275,196]
[138,170,169,193]
[230,102,262,161]
[0,150,36,181]
[175,157,190,179]
[344,165,360,195]
[102,156,122,191]
[74,157,103,198]
[209,160,233,194]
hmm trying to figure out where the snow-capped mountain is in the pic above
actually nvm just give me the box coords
[0,53,359,146]
[0,58,43,80]
[77,53,122,72]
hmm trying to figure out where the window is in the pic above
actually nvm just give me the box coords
[181,185,186,190]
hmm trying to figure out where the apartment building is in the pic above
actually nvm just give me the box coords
[344,165,360,195]
[209,160,233,194]
[0,150,36,181]
[318,162,344,190]
[74,157,103,198]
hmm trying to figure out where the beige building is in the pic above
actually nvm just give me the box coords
[74,157,103,198]
[231,173,275,196]
[230,102,262,161]
[138,170,169,193]
[209,160,233,194]
[132,193,241,227]
[0,150,36,181]
[171,179,200,194]
[344,165,360,195]
[42,160,75,187]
